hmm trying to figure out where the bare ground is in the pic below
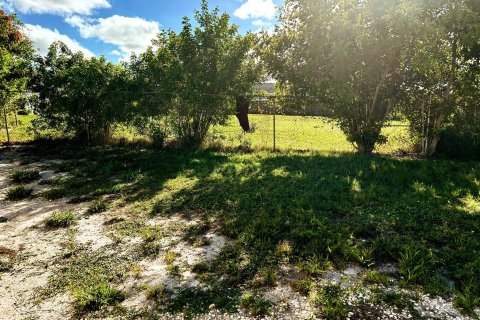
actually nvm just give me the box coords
[0,148,477,320]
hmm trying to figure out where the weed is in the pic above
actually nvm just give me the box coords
[299,255,334,276]
[87,199,108,214]
[291,277,313,295]
[454,282,480,316]
[45,211,77,228]
[73,278,125,314]
[183,222,210,244]
[166,264,181,278]
[250,268,278,287]
[42,187,68,200]
[309,284,349,319]
[164,251,178,264]
[240,292,273,317]
[363,270,391,286]
[6,185,33,201]
[146,285,166,300]
[398,243,434,286]
[10,169,40,183]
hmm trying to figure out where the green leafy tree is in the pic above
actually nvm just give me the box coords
[261,0,423,154]
[131,0,261,147]
[0,9,33,143]
[401,0,480,156]
[32,42,130,144]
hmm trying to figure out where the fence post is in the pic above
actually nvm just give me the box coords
[272,97,276,151]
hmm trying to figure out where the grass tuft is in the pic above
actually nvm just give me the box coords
[45,210,77,228]
[6,185,33,201]
[73,279,125,314]
[87,199,108,214]
[10,169,40,184]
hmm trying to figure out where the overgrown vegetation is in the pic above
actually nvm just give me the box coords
[2,142,479,318]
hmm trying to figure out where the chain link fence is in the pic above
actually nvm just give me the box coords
[209,96,413,154]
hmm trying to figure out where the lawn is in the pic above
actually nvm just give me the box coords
[211,114,412,154]
[0,114,37,143]
[2,144,479,319]
[2,114,414,155]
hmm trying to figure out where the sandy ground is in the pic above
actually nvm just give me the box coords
[0,148,478,320]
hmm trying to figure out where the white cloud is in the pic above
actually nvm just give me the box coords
[252,19,268,27]
[3,0,111,15]
[24,24,95,57]
[66,15,160,59]
[234,0,276,20]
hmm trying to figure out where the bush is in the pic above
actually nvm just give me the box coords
[436,126,480,160]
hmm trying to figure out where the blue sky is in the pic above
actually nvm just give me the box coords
[1,0,283,61]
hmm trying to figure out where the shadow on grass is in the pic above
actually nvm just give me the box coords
[12,143,480,316]
[154,152,480,314]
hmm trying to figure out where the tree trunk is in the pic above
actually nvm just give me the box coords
[3,107,10,144]
[235,96,250,132]
[357,140,375,155]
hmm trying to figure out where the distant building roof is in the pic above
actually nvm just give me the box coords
[255,82,276,94]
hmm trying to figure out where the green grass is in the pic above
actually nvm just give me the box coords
[10,169,40,183]
[6,185,33,200]
[17,144,480,317]
[0,114,37,144]
[44,210,77,228]
[210,114,413,154]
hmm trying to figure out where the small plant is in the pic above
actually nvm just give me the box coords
[309,284,349,319]
[43,187,67,200]
[73,279,125,314]
[45,210,77,228]
[141,228,161,243]
[454,282,480,316]
[251,268,278,287]
[276,240,293,258]
[166,264,181,277]
[0,257,15,272]
[398,243,434,286]
[164,251,178,264]
[240,292,273,317]
[87,199,108,214]
[363,270,391,286]
[299,255,334,276]
[146,284,166,300]
[291,277,313,295]
[10,169,40,183]
[6,185,33,201]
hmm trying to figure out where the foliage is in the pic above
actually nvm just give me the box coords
[261,0,423,154]
[399,0,480,156]
[0,9,33,144]
[129,0,261,146]
[31,42,131,144]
